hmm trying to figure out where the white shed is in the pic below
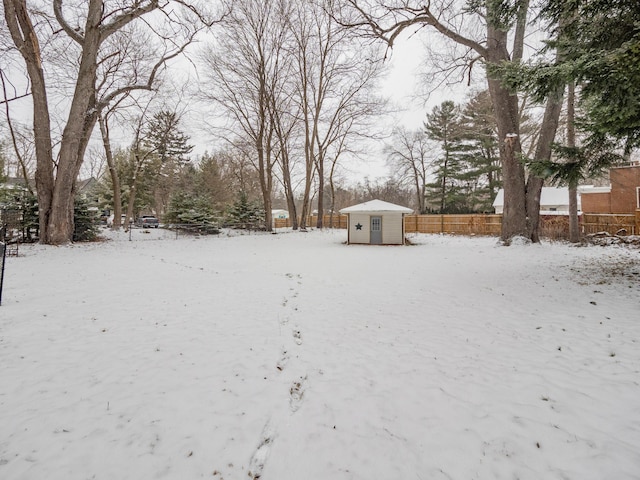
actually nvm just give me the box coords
[339,199,413,245]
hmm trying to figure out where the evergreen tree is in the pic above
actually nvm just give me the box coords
[0,185,38,242]
[73,196,99,242]
[501,0,640,156]
[457,91,502,212]
[225,191,265,229]
[424,101,467,213]
[198,153,237,209]
[95,148,154,217]
[0,140,7,183]
[142,111,194,215]
[164,191,220,234]
[22,191,38,241]
[542,0,640,151]
[143,111,194,164]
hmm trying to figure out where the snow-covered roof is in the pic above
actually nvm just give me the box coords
[339,199,413,214]
[578,185,611,194]
[493,187,577,207]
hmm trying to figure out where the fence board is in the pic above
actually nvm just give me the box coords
[273,212,638,239]
[404,214,502,236]
[582,213,636,235]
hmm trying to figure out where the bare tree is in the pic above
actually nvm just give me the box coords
[1,69,36,191]
[121,102,159,231]
[335,0,563,243]
[200,0,293,231]
[98,104,125,228]
[2,0,215,244]
[386,127,431,213]
[291,1,385,229]
[269,88,301,230]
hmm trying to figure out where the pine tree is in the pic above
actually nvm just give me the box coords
[225,191,265,230]
[457,91,502,212]
[73,196,99,242]
[142,111,194,216]
[0,185,38,241]
[0,140,7,183]
[143,111,194,164]
[164,191,220,234]
[424,101,467,213]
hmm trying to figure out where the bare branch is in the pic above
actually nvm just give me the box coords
[0,68,31,106]
[53,0,84,44]
[336,0,488,58]
[97,30,195,109]
[1,68,34,192]
[100,0,160,40]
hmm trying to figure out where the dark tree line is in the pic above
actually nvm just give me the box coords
[387,91,502,214]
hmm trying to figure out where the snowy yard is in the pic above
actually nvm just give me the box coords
[1,229,639,480]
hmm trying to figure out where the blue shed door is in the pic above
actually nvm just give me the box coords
[370,216,382,244]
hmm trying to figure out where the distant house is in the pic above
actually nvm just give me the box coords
[1,177,34,192]
[579,165,640,214]
[339,199,413,245]
[271,209,289,219]
[493,186,580,214]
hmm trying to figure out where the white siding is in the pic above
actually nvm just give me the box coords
[346,212,405,244]
[348,214,370,244]
[381,213,404,244]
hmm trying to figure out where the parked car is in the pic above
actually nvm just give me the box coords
[136,215,160,228]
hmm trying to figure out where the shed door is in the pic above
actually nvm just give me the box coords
[370,216,382,244]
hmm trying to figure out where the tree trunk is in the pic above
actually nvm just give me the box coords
[280,152,299,230]
[124,152,145,232]
[99,115,123,229]
[328,152,342,227]
[298,125,315,230]
[256,139,274,231]
[485,29,527,241]
[566,82,580,243]
[48,4,102,243]
[316,151,324,228]
[3,0,55,241]
[525,88,565,243]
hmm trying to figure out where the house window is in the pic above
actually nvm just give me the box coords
[637,186,640,209]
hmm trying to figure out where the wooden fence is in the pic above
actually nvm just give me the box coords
[581,213,637,236]
[274,215,348,229]
[404,214,503,236]
[274,212,640,239]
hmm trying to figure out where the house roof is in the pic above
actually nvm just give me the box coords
[493,187,577,207]
[578,185,611,194]
[339,199,413,214]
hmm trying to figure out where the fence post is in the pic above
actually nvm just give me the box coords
[0,225,6,306]
[636,209,640,235]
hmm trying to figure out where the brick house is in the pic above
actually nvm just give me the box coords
[579,165,640,214]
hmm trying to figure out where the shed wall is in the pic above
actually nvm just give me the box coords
[347,213,405,244]
[348,213,370,244]
[381,213,404,244]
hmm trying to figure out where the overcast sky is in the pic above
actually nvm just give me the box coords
[2,21,475,185]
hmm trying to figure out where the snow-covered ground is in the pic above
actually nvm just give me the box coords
[1,228,639,480]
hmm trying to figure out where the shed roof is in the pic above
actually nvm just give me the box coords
[339,199,413,214]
